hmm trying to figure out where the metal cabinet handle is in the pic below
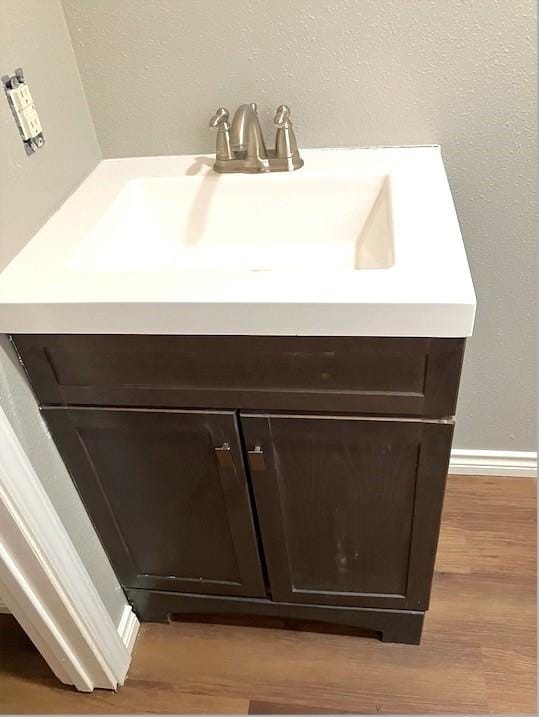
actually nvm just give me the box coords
[248,445,266,471]
[215,442,233,468]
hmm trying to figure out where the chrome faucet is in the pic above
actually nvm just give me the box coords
[209,102,303,173]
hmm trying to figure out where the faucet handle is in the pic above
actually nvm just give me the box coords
[274,104,292,128]
[209,107,230,129]
[209,107,233,162]
[274,104,302,166]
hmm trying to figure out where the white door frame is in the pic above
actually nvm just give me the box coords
[0,407,139,692]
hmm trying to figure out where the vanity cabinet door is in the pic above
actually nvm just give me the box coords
[42,407,266,598]
[241,413,453,611]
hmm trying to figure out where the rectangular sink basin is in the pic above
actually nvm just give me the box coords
[0,147,476,337]
[70,173,393,272]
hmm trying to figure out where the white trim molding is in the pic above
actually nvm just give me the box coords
[0,407,139,691]
[0,601,139,650]
[117,604,140,654]
[450,449,537,478]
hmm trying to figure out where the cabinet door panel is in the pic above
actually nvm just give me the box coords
[241,413,452,610]
[43,408,266,597]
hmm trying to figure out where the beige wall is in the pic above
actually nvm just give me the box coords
[62,0,537,452]
[0,0,126,626]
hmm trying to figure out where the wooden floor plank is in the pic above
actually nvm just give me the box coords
[127,619,489,714]
[0,674,249,714]
[0,475,536,714]
[480,646,537,715]
[248,699,356,714]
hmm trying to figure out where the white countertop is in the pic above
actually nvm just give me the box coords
[0,147,476,337]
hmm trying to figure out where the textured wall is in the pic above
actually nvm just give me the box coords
[0,0,126,626]
[0,0,101,269]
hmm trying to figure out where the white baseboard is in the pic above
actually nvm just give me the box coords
[449,449,537,478]
[117,604,140,653]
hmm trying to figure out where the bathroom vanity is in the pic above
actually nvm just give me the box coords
[0,147,475,643]
[12,333,464,644]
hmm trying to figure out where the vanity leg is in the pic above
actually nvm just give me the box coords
[127,590,170,624]
[380,612,424,644]
[139,608,171,624]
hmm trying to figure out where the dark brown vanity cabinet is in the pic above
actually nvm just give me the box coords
[13,334,465,644]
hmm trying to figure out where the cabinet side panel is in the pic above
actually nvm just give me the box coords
[425,339,466,416]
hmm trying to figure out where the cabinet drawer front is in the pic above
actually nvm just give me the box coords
[241,413,453,611]
[14,335,464,416]
[41,407,266,598]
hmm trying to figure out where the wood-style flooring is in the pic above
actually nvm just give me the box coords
[0,475,536,714]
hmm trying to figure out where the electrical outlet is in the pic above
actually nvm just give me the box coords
[8,83,42,140]
[2,68,45,154]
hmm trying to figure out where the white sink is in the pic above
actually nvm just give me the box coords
[0,147,475,337]
[70,172,393,273]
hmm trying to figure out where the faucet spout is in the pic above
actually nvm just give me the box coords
[230,103,267,161]
[208,101,303,173]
